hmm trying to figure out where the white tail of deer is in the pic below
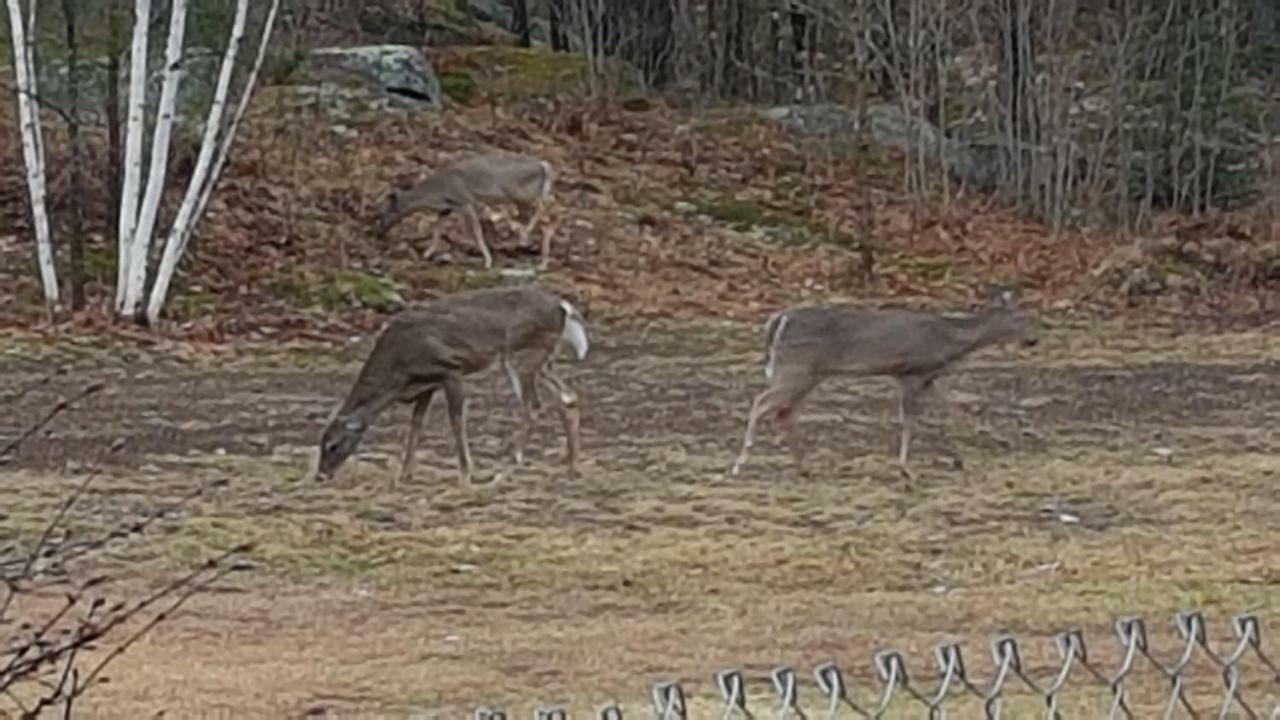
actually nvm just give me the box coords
[731,290,1041,478]
[316,284,589,486]
[374,151,559,269]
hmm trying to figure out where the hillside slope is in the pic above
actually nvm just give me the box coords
[1,45,1276,342]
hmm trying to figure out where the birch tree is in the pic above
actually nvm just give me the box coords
[105,0,279,325]
[114,0,151,312]
[117,0,188,320]
[5,0,59,315]
[146,0,281,325]
[4,0,280,324]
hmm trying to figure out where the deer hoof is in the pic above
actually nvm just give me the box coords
[896,462,916,483]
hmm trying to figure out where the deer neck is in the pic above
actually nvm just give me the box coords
[337,371,403,425]
[946,310,1013,356]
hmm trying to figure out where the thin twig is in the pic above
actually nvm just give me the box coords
[1,366,65,405]
[0,471,99,621]
[0,479,221,581]
[0,382,105,463]
[72,544,253,696]
[0,78,77,126]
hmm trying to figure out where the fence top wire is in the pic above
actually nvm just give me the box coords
[462,610,1279,720]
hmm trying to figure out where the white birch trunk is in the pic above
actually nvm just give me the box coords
[191,0,280,226]
[115,0,152,311]
[145,0,281,325]
[6,0,60,311]
[119,0,188,321]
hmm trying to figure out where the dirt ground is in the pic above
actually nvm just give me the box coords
[1,318,1278,718]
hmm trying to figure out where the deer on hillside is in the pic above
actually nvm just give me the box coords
[373,151,559,269]
[730,289,1041,478]
[315,284,590,486]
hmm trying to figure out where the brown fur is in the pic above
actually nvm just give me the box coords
[316,284,587,486]
[732,296,1041,477]
[374,151,558,269]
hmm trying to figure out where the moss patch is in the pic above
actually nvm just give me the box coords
[438,70,478,104]
[436,45,632,99]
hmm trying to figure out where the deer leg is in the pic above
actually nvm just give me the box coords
[777,381,819,475]
[441,376,473,483]
[502,356,539,466]
[731,389,772,476]
[538,369,580,477]
[731,379,811,476]
[535,201,560,270]
[920,376,964,469]
[396,389,436,489]
[518,198,545,247]
[462,203,494,269]
[422,224,444,261]
[896,376,930,476]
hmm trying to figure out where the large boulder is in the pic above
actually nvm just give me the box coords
[761,103,1011,192]
[36,46,224,129]
[305,45,443,110]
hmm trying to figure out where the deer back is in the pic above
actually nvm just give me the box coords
[768,306,978,378]
[449,152,551,204]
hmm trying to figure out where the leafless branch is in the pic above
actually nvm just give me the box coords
[0,382,105,464]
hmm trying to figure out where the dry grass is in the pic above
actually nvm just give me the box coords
[2,322,1278,718]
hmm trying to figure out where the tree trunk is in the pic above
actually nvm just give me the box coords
[789,0,808,99]
[548,0,569,51]
[705,0,718,92]
[722,0,746,97]
[639,0,674,87]
[62,0,86,310]
[1002,0,1039,145]
[106,0,123,245]
[511,0,530,47]
[147,0,281,325]
[6,0,61,315]
[116,0,151,312]
[121,0,189,322]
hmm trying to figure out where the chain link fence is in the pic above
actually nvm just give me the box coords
[462,610,1278,719]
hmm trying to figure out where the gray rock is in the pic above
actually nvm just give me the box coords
[37,43,443,130]
[307,45,443,110]
[36,46,224,129]
[465,0,513,29]
[761,103,1007,192]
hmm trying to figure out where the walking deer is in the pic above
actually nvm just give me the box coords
[314,284,590,486]
[373,151,558,269]
[730,290,1041,477]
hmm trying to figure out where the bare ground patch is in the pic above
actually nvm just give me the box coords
[1,323,1277,717]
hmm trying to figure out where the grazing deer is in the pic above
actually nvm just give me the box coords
[373,151,558,269]
[730,290,1041,477]
[315,284,590,486]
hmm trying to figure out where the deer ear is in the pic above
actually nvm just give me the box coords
[989,284,1015,307]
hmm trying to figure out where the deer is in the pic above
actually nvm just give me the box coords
[373,151,558,270]
[314,284,590,487]
[730,289,1041,479]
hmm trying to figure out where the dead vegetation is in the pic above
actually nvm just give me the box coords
[0,370,253,718]
[1,321,1277,716]
[2,43,1276,343]
[2,13,1278,717]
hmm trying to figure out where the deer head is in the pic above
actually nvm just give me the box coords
[988,286,1041,348]
[315,414,367,481]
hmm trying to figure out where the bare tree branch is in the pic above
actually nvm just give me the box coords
[0,382,104,464]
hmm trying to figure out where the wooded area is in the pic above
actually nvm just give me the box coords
[3,0,1278,324]
[521,0,1278,224]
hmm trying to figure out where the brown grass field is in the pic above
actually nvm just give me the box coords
[2,317,1277,718]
